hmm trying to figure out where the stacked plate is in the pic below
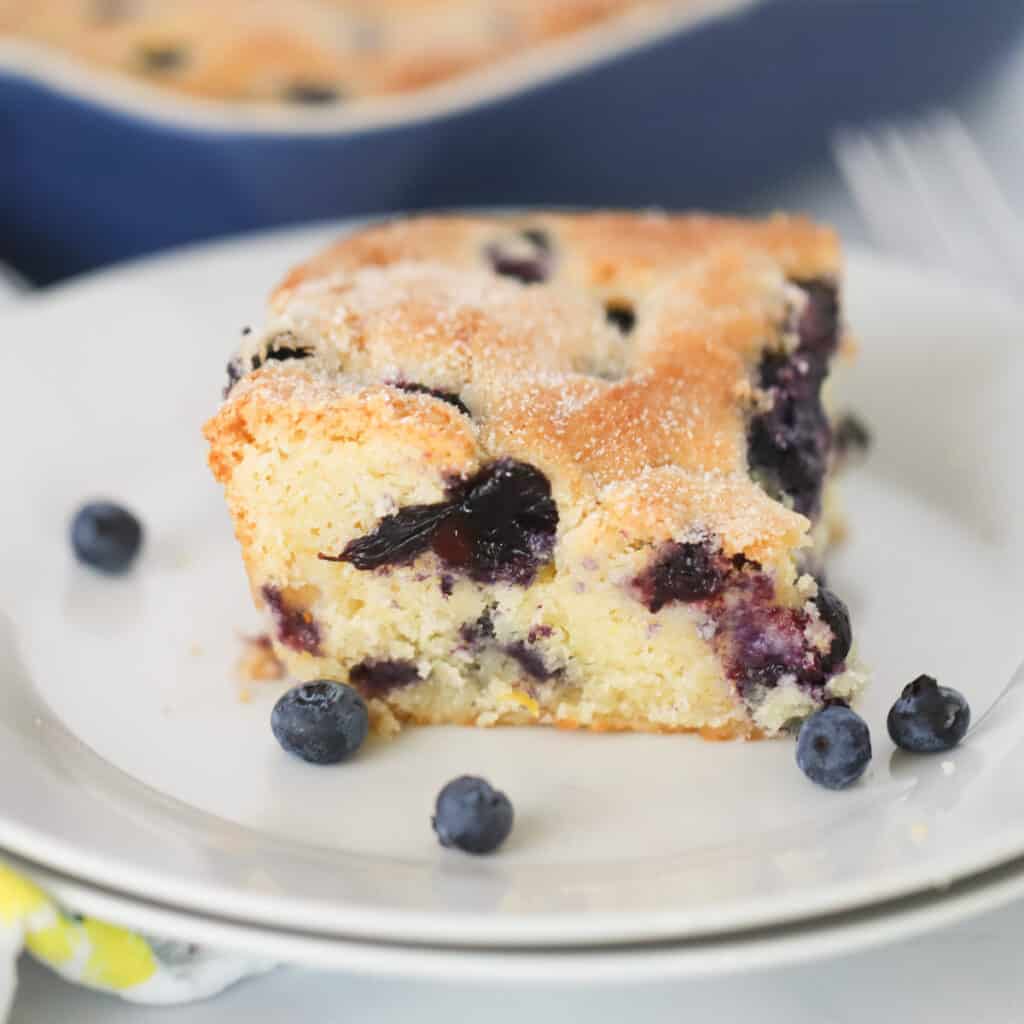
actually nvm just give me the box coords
[1,222,1023,987]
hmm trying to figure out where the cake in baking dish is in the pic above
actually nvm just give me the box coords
[2,0,676,105]
[204,212,868,739]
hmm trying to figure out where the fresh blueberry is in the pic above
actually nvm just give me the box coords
[271,681,368,765]
[815,585,852,671]
[432,776,514,855]
[70,501,143,574]
[796,705,872,789]
[887,675,970,753]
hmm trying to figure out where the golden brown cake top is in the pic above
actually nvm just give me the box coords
[211,212,841,566]
[3,0,670,104]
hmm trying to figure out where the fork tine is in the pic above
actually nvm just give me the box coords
[833,128,936,262]
[878,123,980,274]
[928,111,1024,290]
[835,113,1023,292]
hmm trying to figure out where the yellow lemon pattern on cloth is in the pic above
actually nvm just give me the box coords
[0,862,156,993]
[0,861,274,1014]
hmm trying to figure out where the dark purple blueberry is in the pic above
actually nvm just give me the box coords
[747,375,831,518]
[634,541,727,612]
[223,357,245,397]
[393,382,471,418]
[441,460,558,584]
[70,501,143,574]
[794,279,840,357]
[252,334,314,371]
[225,335,313,395]
[261,585,321,654]
[440,574,455,597]
[485,229,551,285]
[741,661,791,690]
[284,82,344,104]
[815,586,852,671]
[271,681,368,765]
[796,705,872,789]
[139,43,188,72]
[833,413,872,461]
[330,459,557,585]
[504,641,558,681]
[460,610,496,646]
[705,571,835,703]
[326,502,451,569]
[746,279,841,519]
[887,675,970,753]
[730,602,819,696]
[432,776,514,855]
[605,303,636,333]
[349,658,419,697]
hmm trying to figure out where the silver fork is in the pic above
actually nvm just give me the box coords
[833,110,1024,294]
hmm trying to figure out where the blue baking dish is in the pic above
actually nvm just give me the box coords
[2,0,1023,283]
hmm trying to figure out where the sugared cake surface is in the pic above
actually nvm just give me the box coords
[205,212,867,739]
[2,0,674,105]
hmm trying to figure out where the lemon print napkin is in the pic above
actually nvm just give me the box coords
[0,862,273,1017]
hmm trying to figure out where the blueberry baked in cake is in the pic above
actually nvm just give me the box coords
[205,212,868,739]
[2,0,670,105]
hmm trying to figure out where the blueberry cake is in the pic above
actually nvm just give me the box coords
[2,0,668,105]
[205,212,868,739]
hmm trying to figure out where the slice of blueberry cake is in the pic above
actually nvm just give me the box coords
[205,212,867,739]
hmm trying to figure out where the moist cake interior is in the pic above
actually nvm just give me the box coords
[205,213,867,739]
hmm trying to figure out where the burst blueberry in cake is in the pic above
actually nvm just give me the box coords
[2,0,673,105]
[204,212,868,739]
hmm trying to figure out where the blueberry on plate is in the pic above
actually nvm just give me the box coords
[70,501,143,573]
[796,705,872,790]
[271,681,368,765]
[432,776,514,854]
[887,674,970,753]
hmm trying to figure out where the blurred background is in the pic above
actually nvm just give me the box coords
[3,0,1024,284]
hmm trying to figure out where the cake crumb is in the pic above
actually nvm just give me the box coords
[368,698,403,738]
[236,634,285,682]
[910,823,929,844]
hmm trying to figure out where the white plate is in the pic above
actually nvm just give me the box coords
[1,223,1023,950]
[10,845,1024,985]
